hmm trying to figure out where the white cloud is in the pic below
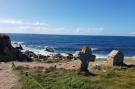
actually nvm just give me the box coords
[74,27,104,35]
[0,19,23,25]
[0,19,48,26]
[0,19,104,35]
[129,32,135,35]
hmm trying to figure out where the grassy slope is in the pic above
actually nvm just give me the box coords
[12,66,135,89]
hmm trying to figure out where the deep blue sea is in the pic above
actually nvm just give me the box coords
[8,33,135,58]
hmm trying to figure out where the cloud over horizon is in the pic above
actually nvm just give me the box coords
[129,32,135,35]
[0,19,105,35]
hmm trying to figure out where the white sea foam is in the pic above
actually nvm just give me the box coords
[23,47,57,56]
[91,48,98,50]
[95,54,106,58]
[61,53,70,57]
[11,41,57,56]
[11,41,107,58]
[11,41,24,45]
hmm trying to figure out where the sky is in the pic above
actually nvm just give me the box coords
[0,0,135,36]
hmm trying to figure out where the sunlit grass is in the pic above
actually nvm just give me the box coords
[12,66,135,89]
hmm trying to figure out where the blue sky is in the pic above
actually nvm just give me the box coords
[0,0,135,36]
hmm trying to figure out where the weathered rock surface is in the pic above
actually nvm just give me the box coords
[24,50,37,58]
[0,34,31,62]
[14,44,23,50]
[0,34,19,61]
[107,50,124,66]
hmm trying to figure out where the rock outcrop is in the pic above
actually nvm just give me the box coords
[44,47,54,52]
[0,34,31,62]
[0,34,19,61]
[14,44,23,50]
[107,50,124,66]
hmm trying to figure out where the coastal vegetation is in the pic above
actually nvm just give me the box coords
[12,66,135,89]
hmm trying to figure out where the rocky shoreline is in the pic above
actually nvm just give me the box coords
[0,33,135,65]
[0,34,135,89]
[0,33,75,62]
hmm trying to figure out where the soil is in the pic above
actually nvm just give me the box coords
[0,62,17,89]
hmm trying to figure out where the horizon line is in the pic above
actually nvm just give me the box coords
[1,32,135,37]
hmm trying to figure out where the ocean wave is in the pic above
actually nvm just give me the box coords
[91,48,99,50]
[94,54,107,58]
[11,41,24,45]
[11,40,135,58]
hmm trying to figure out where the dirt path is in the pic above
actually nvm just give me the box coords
[0,60,81,89]
[14,60,81,70]
[0,63,17,89]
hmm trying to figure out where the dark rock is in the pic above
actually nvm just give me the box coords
[53,54,62,59]
[0,34,32,62]
[37,54,47,59]
[44,47,54,52]
[24,50,37,58]
[15,44,23,50]
[17,52,32,62]
[107,50,124,66]
[44,53,63,63]
[62,53,73,60]
[67,53,73,60]
[0,34,18,62]
[22,51,48,62]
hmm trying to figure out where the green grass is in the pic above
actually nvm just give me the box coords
[12,66,135,89]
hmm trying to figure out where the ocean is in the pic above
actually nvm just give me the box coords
[8,33,135,58]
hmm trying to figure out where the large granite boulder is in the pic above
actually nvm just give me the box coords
[107,50,124,66]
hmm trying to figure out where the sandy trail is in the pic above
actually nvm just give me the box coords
[0,63,17,89]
